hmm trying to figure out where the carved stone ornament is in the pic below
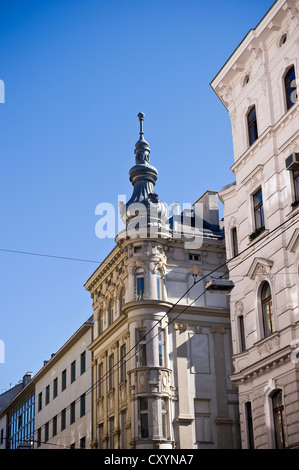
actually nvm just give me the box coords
[235,300,244,316]
[134,258,146,271]
[173,323,188,331]
[153,258,167,277]
[228,216,238,229]
[187,265,202,277]
[211,326,226,334]
[257,335,280,357]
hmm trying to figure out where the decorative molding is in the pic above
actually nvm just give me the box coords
[234,300,244,316]
[241,164,264,188]
[173,323,188,331]
[247,257,274,281]
[286,228,299,253]
[257,335,280,357]
[153,258,167,277]
[211,326,226,334]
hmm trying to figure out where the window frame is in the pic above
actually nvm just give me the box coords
[292,170,299,202]
[158,329,166,367]
[272,390,287,449]
[231,227,239,258]
[80,351,86,375]
[245,402,255,449]
[136,329,147,368]
[71,360,76,383]
[253,188,265,231]
[261,281,275,338]
[135,268,145,301]
[247,105,258,147]
[139,398,149,439]
[284,65,297,112]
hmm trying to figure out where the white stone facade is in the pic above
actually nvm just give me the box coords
[211,0,299,449]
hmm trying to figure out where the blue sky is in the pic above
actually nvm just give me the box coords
[0,0,274,392]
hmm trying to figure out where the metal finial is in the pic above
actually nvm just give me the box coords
[137,112,145,137]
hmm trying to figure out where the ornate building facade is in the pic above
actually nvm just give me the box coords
[85,114,240,449]
[211,0,299,449]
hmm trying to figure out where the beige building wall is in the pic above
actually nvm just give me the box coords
[85,193,240,450]
[34,320,93,449]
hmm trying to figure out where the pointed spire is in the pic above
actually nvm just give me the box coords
[135,112,150,164]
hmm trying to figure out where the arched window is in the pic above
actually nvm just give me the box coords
[247,105,258,146]
[135,268,144,301]
[261,282,274,338]
[108,299,114,326]
[284,66,297,111]
[272,390,287,449]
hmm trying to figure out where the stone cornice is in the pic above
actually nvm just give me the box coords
[230,345,292,385]
[84,245,125,293]
[210,0,298,106]
[88,314,128,352]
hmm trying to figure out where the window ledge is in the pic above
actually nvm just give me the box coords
[248,229,269,246]
[286,203,299,219]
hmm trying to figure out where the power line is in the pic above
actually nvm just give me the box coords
[6,210,299,447]
[0,248,101,264]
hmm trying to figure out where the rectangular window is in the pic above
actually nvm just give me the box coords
[158,329,165,367]
[194,399,212,443]
[108,418,114,449]
[239,315,246,352]
[81,351,86,375]
[139,398,149,439]
[247,106,258,146]
[80,437,86,449]
[120,410,127,449]
[161,399,168,439]
[253,189,264,230]
[136,276,145,300]
[38,392,42,412]
[37,428,41,447]
[136,329,147,367]
[44,422,49,443]
[62,369,67,391]
[61,408,66,431]
[231,227,238,257]
[108,354,114,391]
[80,394,86,417]
[157,275,161,300]
[245,402,254,449]
[0,428,3,445]
[71,361,76,383]
[98,362,104,398]
[120,345,127,383]
[53,378,58,399]
[293,170,299,201]
[70,401,76,424]
[98,424,103,450]
[45,385,50,405]
[52,415,57,437]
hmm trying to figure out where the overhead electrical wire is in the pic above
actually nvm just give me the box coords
[12,209,298,448]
